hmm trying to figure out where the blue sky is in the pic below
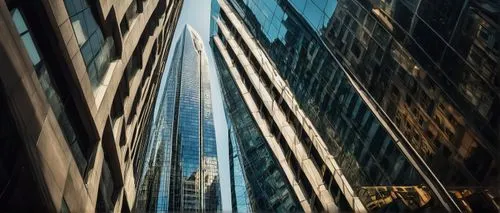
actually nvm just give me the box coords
[156,0,231,210]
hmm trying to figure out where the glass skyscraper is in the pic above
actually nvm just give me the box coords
[135,25,221,212]
[210,0,499,212]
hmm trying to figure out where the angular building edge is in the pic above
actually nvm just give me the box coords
[0,0,183,212]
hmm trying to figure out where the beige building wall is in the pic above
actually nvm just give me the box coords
[0,0,183,212]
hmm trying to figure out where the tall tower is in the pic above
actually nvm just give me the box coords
[210,0,499,212]
[136,25,221,213]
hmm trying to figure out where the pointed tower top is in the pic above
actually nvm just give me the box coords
[183,24,204,51]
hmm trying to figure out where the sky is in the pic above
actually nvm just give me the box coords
[155,0,231,210]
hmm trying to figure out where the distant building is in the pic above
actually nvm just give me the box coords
[210,0,499,212]
[135,25,221,212]
[0,0,182,212]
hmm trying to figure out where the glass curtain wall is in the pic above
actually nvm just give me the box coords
[211,39,302,212]
[135,25,221,213]
[211,0,499,211]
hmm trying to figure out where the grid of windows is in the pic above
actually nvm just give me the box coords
[213,0,499,211]
[209,0,473,211]
[135,26,221,212]
[321,0,498,206]
[212,45,301,213]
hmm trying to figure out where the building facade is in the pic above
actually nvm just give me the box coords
[227,122,253,213]
[210,0,499,212]
[135,25,221,213]
[219,79,301,213]
[0,0,182,212]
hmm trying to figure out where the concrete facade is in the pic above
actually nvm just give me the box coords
[0,0,182,212]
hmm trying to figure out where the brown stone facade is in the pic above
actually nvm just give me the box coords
[0,0,183,212]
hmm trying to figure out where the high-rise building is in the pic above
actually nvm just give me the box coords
[135,25,221,213]
[224,109,301,212]
[210,0,499,212]
[227,122,253,213]
[0,0,182,212]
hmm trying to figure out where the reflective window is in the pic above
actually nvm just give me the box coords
[290,0,306,12]
[303,1,324,29]
[214,0,500,211]
[64,0,116,89]
[10,8,89,175]
[135,27,221,212]
[212,0,433,210]
[212,46,301,212]
[11,9,42,67]
[323,0,499,211]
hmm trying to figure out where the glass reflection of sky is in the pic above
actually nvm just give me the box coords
[136,25,220,212]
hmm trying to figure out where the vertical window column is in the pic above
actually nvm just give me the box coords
[64,0,116,90]
[10,8,90,175]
